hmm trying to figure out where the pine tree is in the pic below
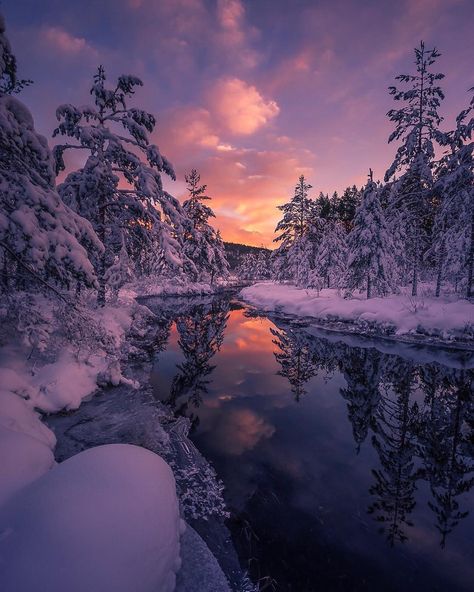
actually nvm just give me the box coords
[337,185,361,232]
[182,169,229,284]
[274,175,314,244]
[433,89,474,298]
[54,66,187,304]
[0,14,100,297]
[385,41,445,296]
[346,170,397,298]
[237,250,270,281]
[313,221,348,289]
[273,175,317,283]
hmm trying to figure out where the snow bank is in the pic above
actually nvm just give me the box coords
[240,282,474,341]
[120,277,242,299]
[0,299,140,506]
[0,389,55,506]
[0,444,182,592]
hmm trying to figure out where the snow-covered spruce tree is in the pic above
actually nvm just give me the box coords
[182,169,229,284]
[313,221,348,289]
[273,175,317,284]
[385,41,445,296]
[237,250,270,281]
[54,66,188,305]
[337,185,361,232]
[345,170,397,299]
[432,89,474,298]
[0,14,100,301]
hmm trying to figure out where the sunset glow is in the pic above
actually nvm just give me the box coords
[7,0,473,245]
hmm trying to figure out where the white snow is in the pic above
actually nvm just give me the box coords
[240,282,474,341]
[0,444,182,592]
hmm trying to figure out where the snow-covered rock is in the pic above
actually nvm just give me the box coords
[0,444,182,592]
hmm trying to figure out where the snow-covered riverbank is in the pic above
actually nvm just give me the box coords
[240,282,474,344]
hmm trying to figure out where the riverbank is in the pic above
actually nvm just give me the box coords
[240,282,474,345]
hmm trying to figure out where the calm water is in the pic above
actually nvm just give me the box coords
[147,295,474,592]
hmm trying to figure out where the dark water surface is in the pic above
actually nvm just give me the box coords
[147,295,474,592]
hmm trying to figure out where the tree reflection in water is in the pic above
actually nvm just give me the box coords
[164,297,229,429]
[268,320,474,548]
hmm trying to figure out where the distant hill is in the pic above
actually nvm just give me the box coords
[224,242,271,270]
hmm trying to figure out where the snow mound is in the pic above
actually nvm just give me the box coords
[0,389,56,506]
[0,444,182,592]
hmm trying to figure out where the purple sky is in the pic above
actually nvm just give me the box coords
[5,0,474,245]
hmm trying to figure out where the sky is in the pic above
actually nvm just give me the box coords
[4,0,474,246]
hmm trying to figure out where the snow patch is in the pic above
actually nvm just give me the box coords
[0,444,182,592]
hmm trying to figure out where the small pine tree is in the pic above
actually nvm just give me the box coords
[433,89,474,298]
[182,169,229,283]
[273,175,319,285]
[313,221,348,289]
[346,170,397,298]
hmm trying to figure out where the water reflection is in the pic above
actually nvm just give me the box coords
[147,296,474,591]
[164,297,229,429]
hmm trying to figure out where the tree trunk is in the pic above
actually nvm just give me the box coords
[467,209,474,299]
[367,273,372,299]
[411,240,418,297]
[97,253,106,307]
[97,193,107,307]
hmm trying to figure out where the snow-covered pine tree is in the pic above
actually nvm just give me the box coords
[346,170,397,298]
[385,41,445,296]
[54,66,188,304]
[274,175,314,244]
[273,175,319,285]
[254,249,271,280]
[433,89,474,298]
[237,250,271,281]
[0,13,100,298]
[182,169,229,284]
[337,185,361,231]
[313,221,348,289]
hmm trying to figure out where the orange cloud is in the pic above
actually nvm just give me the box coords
[210,77,280,135]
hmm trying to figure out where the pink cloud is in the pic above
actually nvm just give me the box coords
[209,77,280,135]
[40,26,96,56]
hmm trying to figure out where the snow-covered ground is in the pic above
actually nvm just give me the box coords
[240,282,474,343]
[0,444,183,592]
